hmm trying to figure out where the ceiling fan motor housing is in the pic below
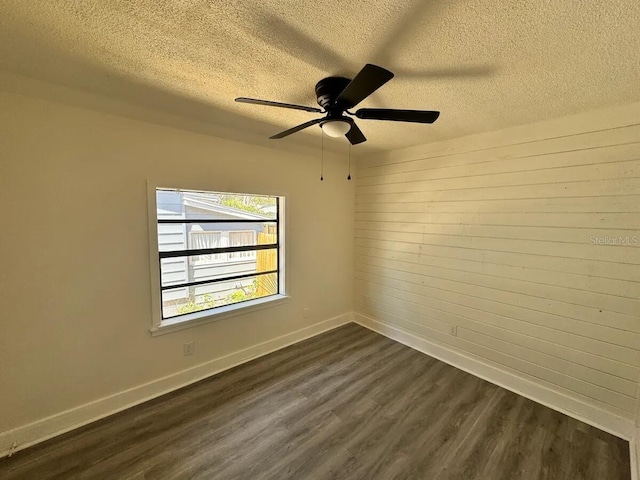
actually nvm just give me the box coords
[315,77,351,111]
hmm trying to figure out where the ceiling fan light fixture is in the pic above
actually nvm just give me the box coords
[321,119,351,138]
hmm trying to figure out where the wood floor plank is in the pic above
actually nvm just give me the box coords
[0,323,630,480]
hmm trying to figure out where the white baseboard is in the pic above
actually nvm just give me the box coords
[0,312,353,458]
[631,431,640,480]
[354,312,635,441]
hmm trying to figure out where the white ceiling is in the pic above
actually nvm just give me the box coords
[1,0,639,153]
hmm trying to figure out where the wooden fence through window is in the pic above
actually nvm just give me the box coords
[256,231,278,297]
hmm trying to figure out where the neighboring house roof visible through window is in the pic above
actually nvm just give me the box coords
[157,191,273,220]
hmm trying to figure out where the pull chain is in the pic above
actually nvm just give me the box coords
[347,142,352,180]
[320,129,324,181]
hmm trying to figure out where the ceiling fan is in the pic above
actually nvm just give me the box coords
[235,64,440,145]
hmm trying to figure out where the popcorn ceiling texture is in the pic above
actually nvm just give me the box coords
[1,0,639,152]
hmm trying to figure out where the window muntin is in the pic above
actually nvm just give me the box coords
[155,188,282,321]
[159,248,278,287]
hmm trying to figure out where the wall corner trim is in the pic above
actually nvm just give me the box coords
[0,312,353,458]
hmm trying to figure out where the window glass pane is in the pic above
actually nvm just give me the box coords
[189,231,222,262]
[157,222,277,252]
[156,189,276,221]
[161,273,278,319]
[157,223,187,252]
[229,231,255,259]
[155,187,282,323]
[160,249,278,288]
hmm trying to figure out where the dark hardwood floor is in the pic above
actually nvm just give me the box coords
[0,323,630,479]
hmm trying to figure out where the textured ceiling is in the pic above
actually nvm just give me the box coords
[1,0,639,153]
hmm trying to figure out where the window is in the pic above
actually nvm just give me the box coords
[151,187,285,331]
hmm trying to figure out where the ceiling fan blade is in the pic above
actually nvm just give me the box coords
[235,97,322,113]
[270,118,324,139]
[355,108,440,124]
[335,64,394,109]
[345,121,367,145]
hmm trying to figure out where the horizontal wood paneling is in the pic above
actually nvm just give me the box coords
[355,246,639,301]
[356,178,640,203]
[354,104,640,420]
[354,283,638,381]
[355,238,640,282]
[355,223,638,250]
[356,195,640,213]
[357,159,640,194]
[360,123,640,172]
[355,213,639,231]
[357,141,640,182]
[355,254,640,317]
[357,299,635,408]
[355,303,635,419]
[354,271,639,351]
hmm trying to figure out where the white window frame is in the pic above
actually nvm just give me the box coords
[147,181,288,336]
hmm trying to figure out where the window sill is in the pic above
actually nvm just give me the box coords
[150,294,290,337]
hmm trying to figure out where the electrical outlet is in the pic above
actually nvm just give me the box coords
[449,325,458,336]
[183,341,195,356]
[303,307,310,319]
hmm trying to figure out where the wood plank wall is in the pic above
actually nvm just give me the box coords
[354,103,640,422]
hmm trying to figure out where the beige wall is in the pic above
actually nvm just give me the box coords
[354,102,640,425]
[0,90,354,438]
